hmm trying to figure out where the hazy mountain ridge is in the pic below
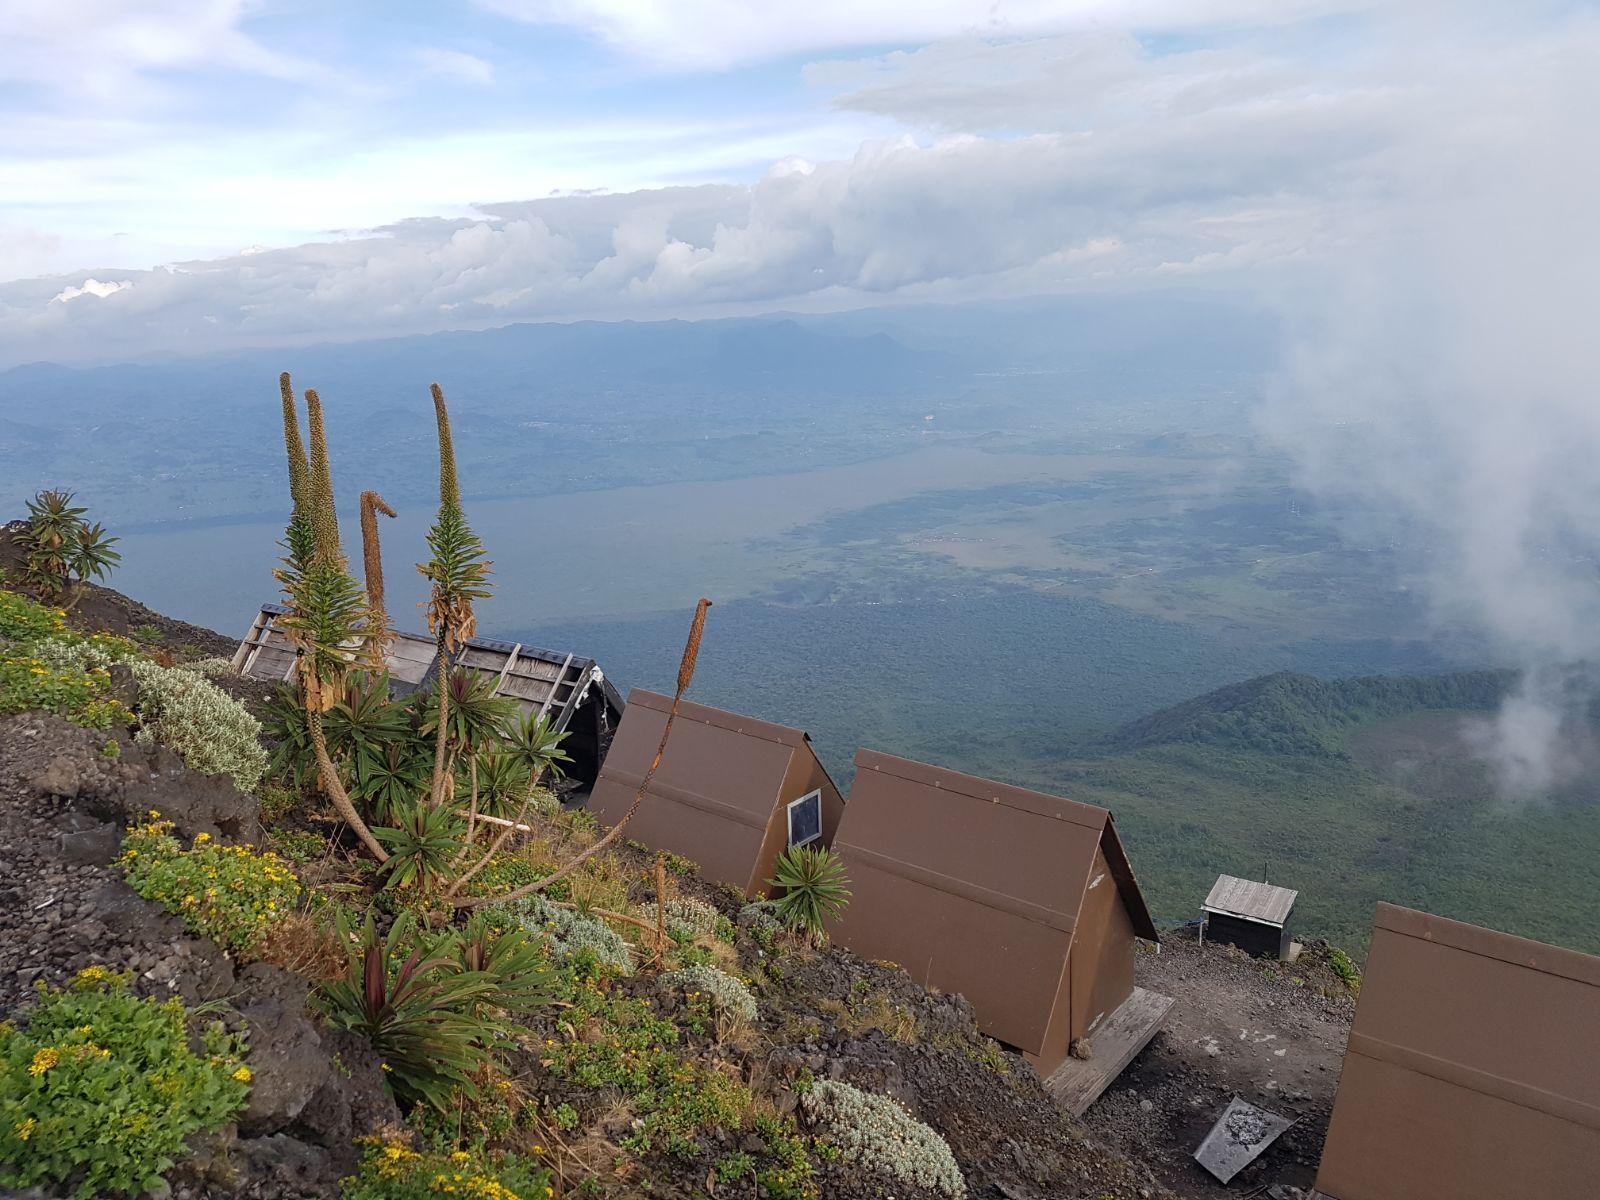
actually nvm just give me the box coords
[1102,668,1517,758]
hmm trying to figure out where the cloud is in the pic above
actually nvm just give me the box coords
[0,19,1405,362]
[1261,7,1600,794]
[50,278,131,303]
[477,0,1370,70]
[414,48,497,86]
[0,1,311,103]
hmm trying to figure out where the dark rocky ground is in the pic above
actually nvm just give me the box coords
[0,713,399,1199]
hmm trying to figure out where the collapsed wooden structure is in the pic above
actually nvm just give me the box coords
[586,690,845,896]
[1312,903,1600,1200]
[828,750,1170,1113]
[231,602,623,783]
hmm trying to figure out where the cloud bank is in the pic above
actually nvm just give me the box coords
[1261,7,1600,793]
[0,17,1412,364]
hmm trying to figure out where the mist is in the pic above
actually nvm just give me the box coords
[1262,8,1600,796]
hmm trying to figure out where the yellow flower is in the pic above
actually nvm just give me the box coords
[14,1118,37,1141]
[233,1065,253,1083]
[194,832,212,843]
[29,1047,60,1075]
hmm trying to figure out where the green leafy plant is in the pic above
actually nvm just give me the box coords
[339,1136,551,1200]
[15,490,121,603]
[443,910,558,1017]
[764,846,852,943]
[376,800,465,892]
[314,913,502,1109]
[0,966,250,1198]
[119,816,301,955]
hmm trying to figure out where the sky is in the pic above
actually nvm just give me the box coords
[4,0,1600,788]
[2,0,1591,364]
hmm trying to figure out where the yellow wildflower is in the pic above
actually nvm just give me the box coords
[194,832,212,843]
[14,1118,37,1141]
[29,1047,60,1075]
[233,1065,253,1083]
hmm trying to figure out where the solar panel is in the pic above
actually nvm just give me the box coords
[787,789,822,847]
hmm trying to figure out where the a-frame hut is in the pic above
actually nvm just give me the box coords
[1312,903,1600,1200]
[586,689,844,896]
[829,750,1170,1114]
[232,606,624,784]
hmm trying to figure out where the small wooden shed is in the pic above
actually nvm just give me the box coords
[1313,903,1600,1200]
[1203,874,1297,958]
[828,750,1170,1113]
[585,689,844,896]
[232,606,624,784]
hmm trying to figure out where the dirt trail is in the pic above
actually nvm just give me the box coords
[1084,932,1356,1198]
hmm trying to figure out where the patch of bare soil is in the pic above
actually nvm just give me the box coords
[1082,932,1357,1199]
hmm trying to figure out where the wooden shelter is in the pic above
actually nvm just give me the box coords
[828,750,1170,1113]
[1203,874,1297,958]
[1313,903,1600,1200]
[232,605,624,784]
[585,690,844,895]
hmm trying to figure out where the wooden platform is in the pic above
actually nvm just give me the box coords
[1043,986,1176,1116]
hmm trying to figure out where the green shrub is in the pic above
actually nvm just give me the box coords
[0,649,133,729]
[0,966,250,1198]
[376,799,465,891]
[799,1080,964,1199]
[739,903,784,954]
[340,1136,551,1200]
[496,896,633,975]
[0,590,70,642]
[128,659,268,793]
[661,965,758,1026]
[314,913,504,1109]
[119,816,301,955]
[763,846,851,942]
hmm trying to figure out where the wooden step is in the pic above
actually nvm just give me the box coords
[1043,986,1175,1116]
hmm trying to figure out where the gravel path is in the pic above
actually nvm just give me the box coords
[1083,934,1357,1198]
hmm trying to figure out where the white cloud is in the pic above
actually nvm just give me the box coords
[50,278,131,303]
[0,4,1588,374]
[414,48,497,86]
[0,1,311,102]
[1261,8,1600,792]
[477,0,1369,70]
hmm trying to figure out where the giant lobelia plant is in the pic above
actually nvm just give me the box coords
[273,373,388,860]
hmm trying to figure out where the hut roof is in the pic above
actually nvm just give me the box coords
[586,689,838,892]
[1315,903,1600,1200]
[233,606,621,732]
[1203,875,1298,927]
[831,750,1157,1057]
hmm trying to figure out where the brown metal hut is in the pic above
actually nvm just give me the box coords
[585,689,844,895]
[828,750,1169,1112]
[1313,903,1600,1200]
[232,607,623,783]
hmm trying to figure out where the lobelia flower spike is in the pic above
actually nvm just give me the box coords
[360,490,398,660]
[272,375,388,862]
[279,372,310,514]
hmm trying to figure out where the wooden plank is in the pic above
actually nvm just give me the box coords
[1043,986,1175,1116]
[230,608,267,674]
[490,643,523,696]
[534,653,575,723]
